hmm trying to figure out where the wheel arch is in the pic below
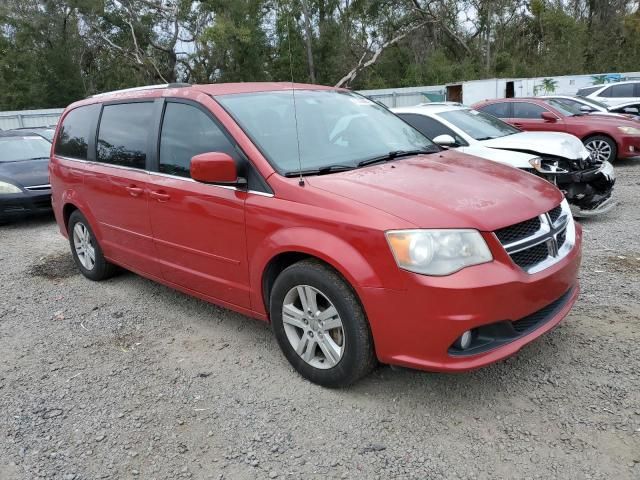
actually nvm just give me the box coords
[62,202,79,232]
[252,227,392,320]
[581,132,618,149]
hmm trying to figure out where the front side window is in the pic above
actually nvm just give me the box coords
[216,90,435,175]
[437,109,519,140]
[541,99,579,116]
[159,102,238,178]
[55,105,98,160]
[512,102,546,119]
[0,136,51,162]
[97,103,153,169]
[398,113,468,145]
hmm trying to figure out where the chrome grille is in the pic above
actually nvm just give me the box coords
[495,217,541,244]
[495,202,574,274]
[548,205,562,223]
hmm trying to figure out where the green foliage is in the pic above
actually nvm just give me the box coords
[2,0,640,109]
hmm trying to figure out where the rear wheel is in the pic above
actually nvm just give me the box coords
[270,260,376,387]
[68,210,117,281]
[584,135,617,163]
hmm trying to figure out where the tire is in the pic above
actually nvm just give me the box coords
[68,210,117,281]
[270,259,376,387]
[584,135,617,163]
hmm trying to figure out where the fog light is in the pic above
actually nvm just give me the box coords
[455,330,473,350]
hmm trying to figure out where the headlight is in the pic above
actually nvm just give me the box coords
[386,229,493,276]
[0,181,22,194]
[528,157,543,171]
[617,126,640,135]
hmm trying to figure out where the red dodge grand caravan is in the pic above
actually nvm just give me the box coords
[50,83,582,387]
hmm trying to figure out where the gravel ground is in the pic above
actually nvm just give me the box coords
[1,161,639,480]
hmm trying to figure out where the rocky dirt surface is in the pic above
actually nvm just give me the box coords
[1,161,639,480]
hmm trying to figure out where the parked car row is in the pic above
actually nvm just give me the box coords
[392,103,616,217]
[5,81,636,387]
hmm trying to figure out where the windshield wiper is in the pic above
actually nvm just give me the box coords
[356,148,436,167]
[283,164,355,177]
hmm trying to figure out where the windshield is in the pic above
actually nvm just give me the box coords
[576,97,608,109]
[542,99,581,116]
[216,90,435,174]
[437,109,519,140]
[0,136,51,162]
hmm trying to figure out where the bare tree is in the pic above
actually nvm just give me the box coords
[335,21,429,87]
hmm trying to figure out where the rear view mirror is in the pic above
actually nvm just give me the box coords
[541,112,558,122]
[190,152,246,186]
[580,105,593,112]
[623,107,639,114]
[432,134,457,147]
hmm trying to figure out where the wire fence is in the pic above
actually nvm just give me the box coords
[0,109,63,131]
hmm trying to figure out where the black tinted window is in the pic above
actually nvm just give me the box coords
[55,105,98,159]
[97,103,153,169]
[609,83,635,97]
[479,102,510,118]
[512,102,546,119]
[576,86,599,96]
[398,113,467,145]
[159,102,238,178]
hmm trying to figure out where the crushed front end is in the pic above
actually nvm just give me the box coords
[529,154,616,217]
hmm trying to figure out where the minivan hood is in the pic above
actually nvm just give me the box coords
[0,158,49,188]
[306,151,563,232]
[480,131,589,160]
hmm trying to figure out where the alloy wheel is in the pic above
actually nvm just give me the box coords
[282,285,345,369]
[585,140,612,162]
[73,222,96,270]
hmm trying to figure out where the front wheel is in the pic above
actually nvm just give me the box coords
[584,135,617,163]
[270,260,376,387]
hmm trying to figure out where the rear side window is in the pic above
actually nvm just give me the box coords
[576,86,599,96]
[608,83,635,98]
[55,105,98,160]
[159,102,239,178]
[97,103,153,169]
[398,113,467,145]
[479,102,510,118]
[512,102,546,119]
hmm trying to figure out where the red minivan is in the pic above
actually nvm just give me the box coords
[50,83,582,387]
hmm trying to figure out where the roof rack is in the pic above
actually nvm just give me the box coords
[89,83,191,98]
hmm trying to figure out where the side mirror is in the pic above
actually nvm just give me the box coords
[190,152,246,186]
[432,134,457,147]
[541,111,558,122]
[580,105,594,112]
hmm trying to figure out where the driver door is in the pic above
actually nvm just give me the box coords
[146,99,251,309]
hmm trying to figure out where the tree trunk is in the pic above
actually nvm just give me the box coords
[300,0,316,83]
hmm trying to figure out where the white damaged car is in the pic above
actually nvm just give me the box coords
[393,103,616,217]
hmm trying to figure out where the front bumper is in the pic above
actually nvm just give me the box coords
[361,224,582,372]
[0,191,52,221]
[557,161,616,216]
[617,135,640,158]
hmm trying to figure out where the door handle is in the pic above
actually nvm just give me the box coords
[125,185,144,197]
[150,190,171,202]
[513,122,524,128]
